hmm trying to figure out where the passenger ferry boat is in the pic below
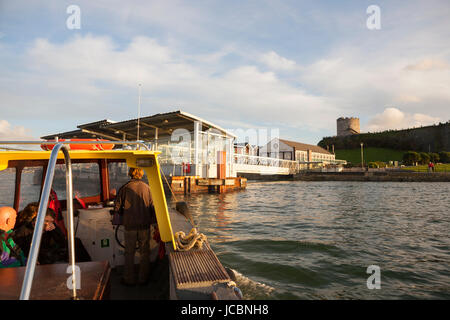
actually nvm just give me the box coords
[0,140,241,300]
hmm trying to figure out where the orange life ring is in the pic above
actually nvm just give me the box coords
[41,139,115,151]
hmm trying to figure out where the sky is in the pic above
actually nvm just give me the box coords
[0,0,449,145]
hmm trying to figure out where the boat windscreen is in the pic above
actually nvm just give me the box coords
[0,168,15,207]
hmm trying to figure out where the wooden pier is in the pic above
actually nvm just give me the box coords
[167,176,247,194]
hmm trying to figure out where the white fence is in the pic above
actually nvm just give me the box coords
[155,145,344,177]
[233,154,300,175]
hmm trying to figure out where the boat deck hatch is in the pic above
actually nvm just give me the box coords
[169,249,231,289]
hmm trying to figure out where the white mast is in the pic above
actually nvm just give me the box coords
[137,83,142,142]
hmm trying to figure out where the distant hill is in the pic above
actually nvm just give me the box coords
[318,122,450,153]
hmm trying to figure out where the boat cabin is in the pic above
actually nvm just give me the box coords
[0,145,239,300]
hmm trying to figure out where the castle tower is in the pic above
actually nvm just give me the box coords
[337,117,360,136]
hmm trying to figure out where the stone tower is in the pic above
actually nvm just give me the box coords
[337,117,360,136]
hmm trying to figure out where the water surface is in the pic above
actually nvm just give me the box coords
[173,181,450,299]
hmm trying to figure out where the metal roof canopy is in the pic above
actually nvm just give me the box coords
[279,139,332,155]
[41,110,236,141]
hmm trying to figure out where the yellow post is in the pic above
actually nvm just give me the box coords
[127,154,176,251]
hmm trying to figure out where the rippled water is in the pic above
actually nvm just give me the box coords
[172,181,450,300]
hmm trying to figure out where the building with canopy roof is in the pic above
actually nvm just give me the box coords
[41,110,237,179]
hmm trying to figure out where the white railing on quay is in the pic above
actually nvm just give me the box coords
[233,153,300,173]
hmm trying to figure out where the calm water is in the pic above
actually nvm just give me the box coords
[3,167,449,300]
[172,181,450,300]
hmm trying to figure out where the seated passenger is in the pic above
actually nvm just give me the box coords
[0,207,26,268]
[48,189,68,237]
[14,203,91,265]
[14,206,66,264]
[37,209,69,265]
[15,202,39,231]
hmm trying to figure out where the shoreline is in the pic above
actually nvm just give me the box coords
[240,171,450,182]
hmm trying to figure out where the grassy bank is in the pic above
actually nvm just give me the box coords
[335,147,405,164]
[402,164,450,173]
[295,171,450,182]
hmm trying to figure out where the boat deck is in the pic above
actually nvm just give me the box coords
[0,261,110,300]
[167,208,239,300]
[109,259,170,300]
[0,208,238,300]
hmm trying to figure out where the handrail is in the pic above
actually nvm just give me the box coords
[234,153,297,162]
[19,143,77,300]
[233,153,298,167]
[0,140,151,151]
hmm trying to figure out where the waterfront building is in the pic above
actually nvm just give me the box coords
[41,110,344,181]
[234,142,258,156]
[259,138,336,165]
[41,110,237,179]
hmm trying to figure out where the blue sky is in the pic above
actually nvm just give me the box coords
[1,0,449,145]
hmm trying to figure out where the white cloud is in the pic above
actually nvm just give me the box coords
[366,107,441,132]
[0,120,35,140]
[404,58,450,71]
[0,35,336,134]
[296,1,450,123]
[3,32,448,141]
[259,51,298,71]
[300,47,450,121]
[1,0,449,144]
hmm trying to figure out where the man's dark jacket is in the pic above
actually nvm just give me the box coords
[114,179,156,230]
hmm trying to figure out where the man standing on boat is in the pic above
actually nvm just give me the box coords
[114,168,156,286]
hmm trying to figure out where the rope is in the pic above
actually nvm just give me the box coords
[160,167,179,202]
[175,228,207,251]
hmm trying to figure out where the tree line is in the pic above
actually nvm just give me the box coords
[402,151,450,166]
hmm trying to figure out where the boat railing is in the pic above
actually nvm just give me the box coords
[18,143,77,300]
[0,140,151,300]
[0,140,151,151]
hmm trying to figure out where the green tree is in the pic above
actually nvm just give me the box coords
[438,151,450,163]
[368,162,379,168]
[419,152,430,165]
[403,151,420,165]
[429,153,440,163]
